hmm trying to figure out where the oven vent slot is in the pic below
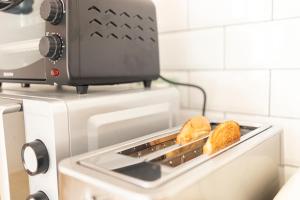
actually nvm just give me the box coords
[90,32,103,38]
[148,16,155,22]
[120,12,130,18]
[135,25,144,31]
[88,6,101,13]
[106,21,118,28]
[121,23,132,29]
[133,14,143,20]
[122,35,132,40]
[107,33,119,39]
[87,6,157,43]
[89,19,102,25]
[105,9,117,15]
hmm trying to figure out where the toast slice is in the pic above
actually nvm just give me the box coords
[203,121,240,155]
[176,116,211,145]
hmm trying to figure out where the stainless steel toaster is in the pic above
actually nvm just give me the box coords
[59,122,282,200]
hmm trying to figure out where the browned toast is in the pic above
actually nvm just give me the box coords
[203,121,240,155]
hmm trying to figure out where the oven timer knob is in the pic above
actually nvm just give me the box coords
[39,34,63,61]
[40,0,64,25]
[27,191,49,200]
[21,140,50,176]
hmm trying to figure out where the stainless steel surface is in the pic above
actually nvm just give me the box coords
[59,123,282,200]
[0,84,179,200]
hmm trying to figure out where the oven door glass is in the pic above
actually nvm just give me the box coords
[0,0,44,70]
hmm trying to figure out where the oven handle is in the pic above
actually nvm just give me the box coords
[87,103,172,151]
[0,103,23,200]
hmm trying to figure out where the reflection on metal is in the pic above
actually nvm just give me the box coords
[0,38,40,53]
[0,0,33,14]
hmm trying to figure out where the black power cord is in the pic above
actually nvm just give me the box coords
[159,75,207,116]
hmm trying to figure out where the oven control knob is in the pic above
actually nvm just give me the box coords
[39,34,63,61]
[40,0,63,25]
[21,140,49,176]
[27,191,49,200]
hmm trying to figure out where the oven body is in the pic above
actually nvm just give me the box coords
[59,124,282,200]
[0,85,179,200]
[0,0,159,91]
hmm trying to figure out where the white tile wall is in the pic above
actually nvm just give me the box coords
[179,109,225,123]
[274,0,300,19]
[283,166,299,183]
[159,29,224,69]
[189,0,272,28]
[154,0,300,172]
[225,113,300,166]
[190,71,270,115]
[152,0,188,32]
[271,70,300,118]
[226,19,300,69]
[159,71,190,108]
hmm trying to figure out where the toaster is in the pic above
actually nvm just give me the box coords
[59,122,282,200]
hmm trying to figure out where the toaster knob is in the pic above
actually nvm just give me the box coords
[39,34,63,61]
[40,0,63,25]
[21,140,49,176]
[27,191,49,200]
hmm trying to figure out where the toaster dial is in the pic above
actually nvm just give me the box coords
[21,140,49,176]
[27,191,49,200]
[39,34,63,61]
[40,0,63,25]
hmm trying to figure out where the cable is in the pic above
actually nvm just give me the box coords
[159,75,207,116]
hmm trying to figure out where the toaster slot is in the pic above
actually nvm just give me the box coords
[75,123,270,188]
[119,133,178,157]
[118,123,219,158]
[150,137,208,168]
[149,125,258,168]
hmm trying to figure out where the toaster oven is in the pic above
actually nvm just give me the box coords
[0,0,159,94]
[59,122,282,200]
[0,85,179,200]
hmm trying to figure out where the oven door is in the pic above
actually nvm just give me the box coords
[0,99,29,200]
[0,0,46,81]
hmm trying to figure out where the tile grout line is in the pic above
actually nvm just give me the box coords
[268,70,272,117]
[271,0,274,20]
[159,15,300,35]
[183,107,300,121]
[186,0,190,30]
[223,26,226,70]
[161,68,300,72]
[284,164,300,169]
[187,70,192,109]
